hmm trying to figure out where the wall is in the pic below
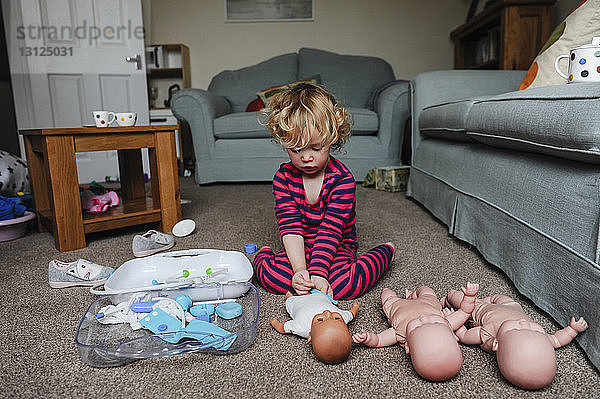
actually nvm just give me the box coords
[150,0,471,89]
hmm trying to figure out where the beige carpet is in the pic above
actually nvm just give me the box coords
[1,177,598,398]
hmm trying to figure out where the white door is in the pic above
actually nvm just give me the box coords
[2,0,149,183]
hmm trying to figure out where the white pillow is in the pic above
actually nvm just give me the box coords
[519,0,600,90]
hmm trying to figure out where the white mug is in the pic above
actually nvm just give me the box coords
[554,37,600,83]
[115,112,137,126]
[92,111,115,127]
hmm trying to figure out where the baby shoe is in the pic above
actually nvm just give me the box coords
[132,230,175,257]
[48,259,114,288]
[81,191,120,214]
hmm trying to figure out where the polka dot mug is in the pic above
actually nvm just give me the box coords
[554,37,600,83]
[115,112,137,126]
[92,111,115,127]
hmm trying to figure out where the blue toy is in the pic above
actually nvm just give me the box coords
[175,294,193,310]
[190,304,215,316]
[190,304,215,322]
[131,300,159,313]
[216,302,243,319]
[186,319,237,350]
[94,307,122,320]
[310,288,338,304]
[140,308,183,343]
[139,307,236,349]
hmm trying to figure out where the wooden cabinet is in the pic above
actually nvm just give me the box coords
[451,0,556,70]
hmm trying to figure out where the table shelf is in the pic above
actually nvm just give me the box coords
[83,197,161,233]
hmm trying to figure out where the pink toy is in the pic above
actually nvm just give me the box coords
[81,191,119,214]
[443,289,588,389]
[352,282,479,381]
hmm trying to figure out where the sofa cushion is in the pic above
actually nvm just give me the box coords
[298,48,394,108]
[348,107,378,134]
[419,99,481,142]
[466,83,600,163]
[213,112,269,139]
[208,53,298,113]
[214,108,378,139]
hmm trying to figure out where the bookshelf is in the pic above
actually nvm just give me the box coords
[451,0,556,70]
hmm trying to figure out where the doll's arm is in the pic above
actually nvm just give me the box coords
[349,301,360,318]
[454,325,484,345]
[548,317,588,348]
[352,328,397,347]
[270,318,288,334]
[446,282,479,331]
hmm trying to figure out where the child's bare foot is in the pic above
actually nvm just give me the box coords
[385,242,396,262]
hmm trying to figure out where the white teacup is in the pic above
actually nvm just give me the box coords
[554,37,600,83]
[92,111,115,127]
[115,112,137,126]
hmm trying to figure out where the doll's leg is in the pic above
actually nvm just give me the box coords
[486,294,524,312]
[329,243,394,300]
[405,285,438,300]
[251,247,294,294]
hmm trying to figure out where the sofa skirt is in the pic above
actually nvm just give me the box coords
[407,138,600,371]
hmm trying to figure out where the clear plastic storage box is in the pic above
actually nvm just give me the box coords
[75,282,259,367]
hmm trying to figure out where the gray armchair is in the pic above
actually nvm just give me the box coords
[172,48,410,184]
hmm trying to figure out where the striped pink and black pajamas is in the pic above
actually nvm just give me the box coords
[252,156,394,300]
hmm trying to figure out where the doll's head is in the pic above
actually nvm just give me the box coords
[405,315,463,381]
[308,310,353,364]
[265,83,351,153]
[493,319,556,389]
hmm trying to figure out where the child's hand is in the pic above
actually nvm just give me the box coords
[292,270,314,295]
[311,275,333,298]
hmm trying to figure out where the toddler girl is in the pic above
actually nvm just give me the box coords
[252,83,395,300]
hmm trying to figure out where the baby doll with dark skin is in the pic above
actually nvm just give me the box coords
[352,282,479,381]
[271,290,360,364]
[443,288,588,389]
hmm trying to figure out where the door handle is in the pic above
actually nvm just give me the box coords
[125,54,142,70]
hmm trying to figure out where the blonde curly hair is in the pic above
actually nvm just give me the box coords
[263,83,351,152]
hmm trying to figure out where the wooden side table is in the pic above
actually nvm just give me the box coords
[20,125,182,252]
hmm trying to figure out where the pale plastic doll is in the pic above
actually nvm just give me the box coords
[271,290,360,364]
[352,282,479,381]
[443,289,588,390]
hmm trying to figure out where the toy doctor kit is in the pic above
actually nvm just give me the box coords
[75,249,259,367]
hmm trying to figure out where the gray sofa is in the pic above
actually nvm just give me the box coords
[407,69,600,371]
[171,48,409,184]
